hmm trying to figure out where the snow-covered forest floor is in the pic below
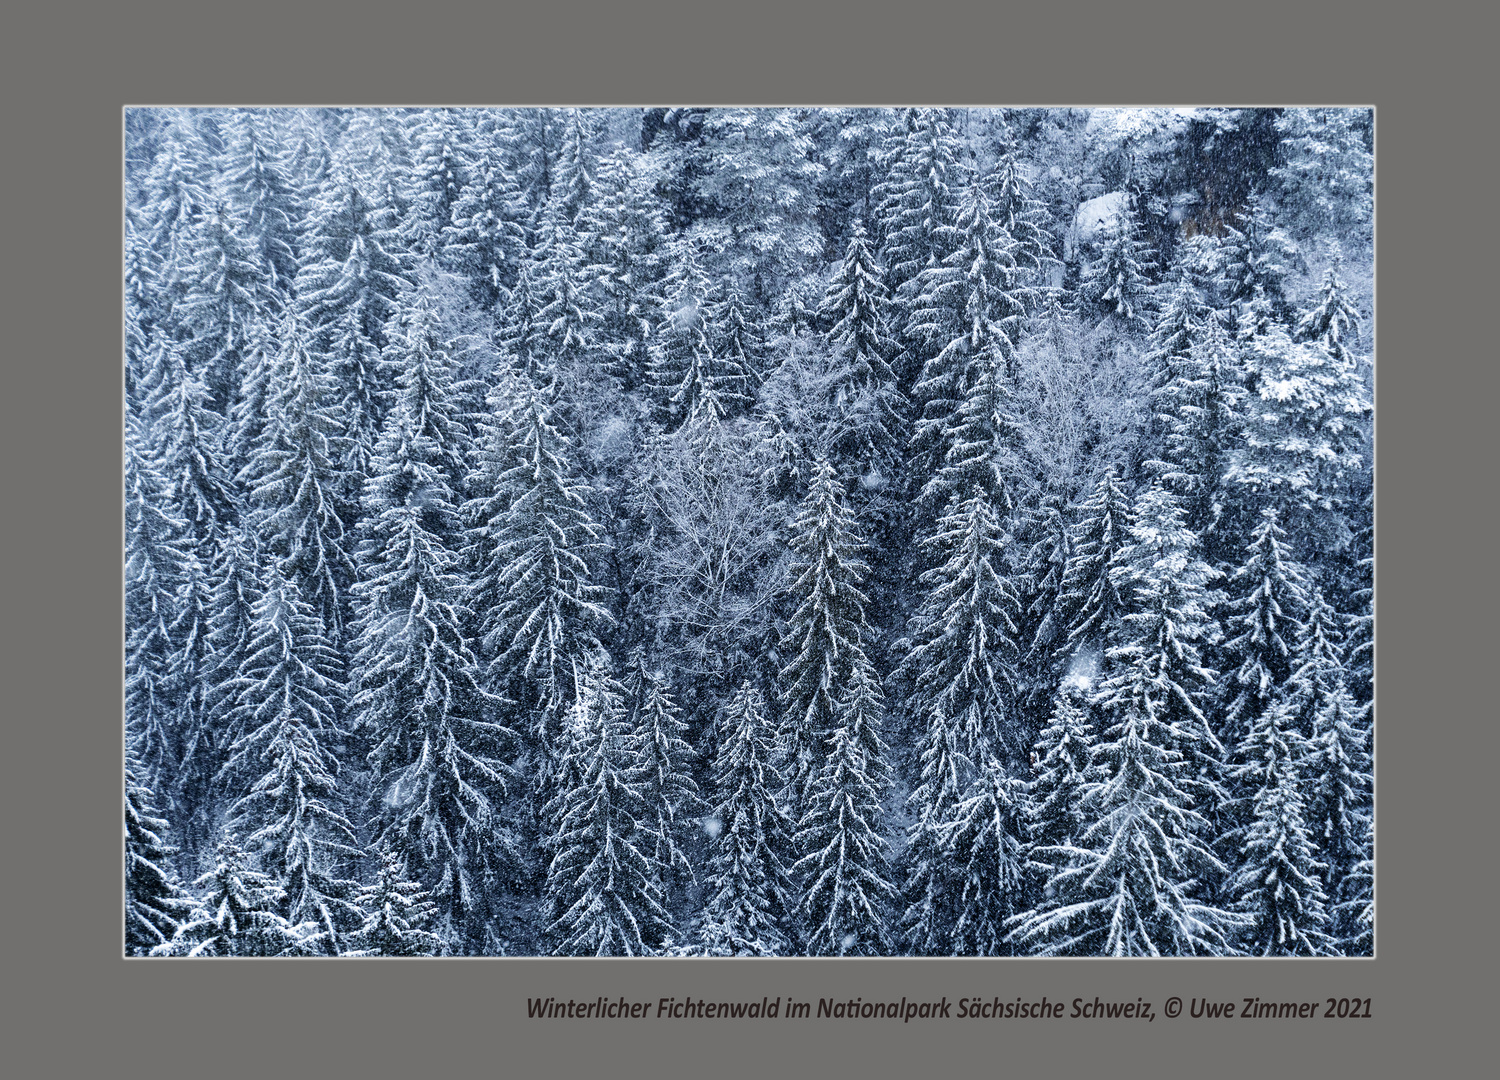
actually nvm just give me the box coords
[125,107,1373,957]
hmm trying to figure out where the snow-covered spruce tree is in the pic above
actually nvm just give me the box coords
[176,200,284,409]
[458,364,525,626]
[530,204,604,405]
[345,850,446,957]
[575,146,667,392]
[818,219,905,482]
[552,108,599,226]
[1337,477,1372,660]
[125,418,189,799]
[1210,200,1301,321]
[1150,315,1245,549]
[896,486,1020,954]
[1335,815,1374,956]
[350,403,517,954]
[1009,683,1235,956]
[402,108,471,262]
[699,682,797,956]
[237,311,355,645]
[153,834,309,957]
[196,526,263,830]
[1141,267,1211,470]
[125,210,161,408]
[873,107,968,383]
[1270,108,1373,251]
[1343,483,1374,711]
[896,692,971,955]
[1219,509,1308,757]
[1010,484,1233,957]
[378,279,473,489]
[1025,688,1096,882]
[165,552,219,858]
[676,107,824,301]
[1075,201,1155,330]
[793,654,895,956]
[442,122,528,309]
[142,340,238,552]
[126,748,197,955]
[986,148,1053,282]
[768,277,819,341]
[139,111,215,334]
[464,374,613,762]
[1279,589,1347,745]
[922,324,1025,518]
[906,176,1033,503]
[704,281,762,417]
[1014,499,1072,725]
[200,525,259,690]
[1055,466,1133,669]
[219,109,302,295]
[339,110,416,233]
[219,558,361,953]
[543,664,674,955]
[646,235,739,430]
[627,663,704,895]
[280,110,334,199]
[1286,590,1371,943]
[1112,483,1227,799]
[140,345,239,830]
[295,171,410,482]
[939,753,1029,955]
[506,106,560,217]
[1226,315,1370,556]
[1148,258,1211,363]
[1295,261,1362,370]
[1225,694,1333,956]
[809,107,896,249]
[1232,283,1278,345]
[224,316,280,477]
[494,256,547,378]
[323,299,390,491]
[777,458,877,824]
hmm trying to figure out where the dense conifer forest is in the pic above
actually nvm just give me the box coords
[124,106,1373,957]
